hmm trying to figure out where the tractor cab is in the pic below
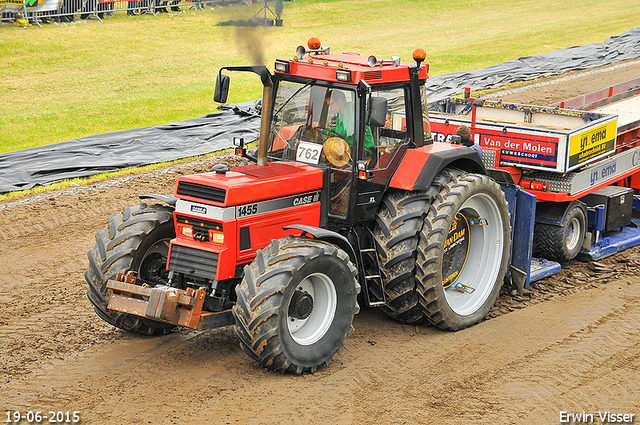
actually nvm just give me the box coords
[216,37,433,225]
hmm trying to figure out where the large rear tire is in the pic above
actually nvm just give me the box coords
[85,203,176,335]
[232,236,359,374]
[371,189,432,324]
[416,170,511,331]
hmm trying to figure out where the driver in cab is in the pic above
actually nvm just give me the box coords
[320,90,375,164]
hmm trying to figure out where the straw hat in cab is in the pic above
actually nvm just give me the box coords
[323,137,351,168]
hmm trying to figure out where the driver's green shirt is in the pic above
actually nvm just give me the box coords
[333,109,375,157]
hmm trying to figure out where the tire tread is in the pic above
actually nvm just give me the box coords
[84,203,174,336]
[415,170,511,331]
[232,236,359,374]
[371,187,444,324]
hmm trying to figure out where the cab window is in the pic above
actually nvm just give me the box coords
[368,87,407,169]
[419,84,433,142]
[268,81,355,169]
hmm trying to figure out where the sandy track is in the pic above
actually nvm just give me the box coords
[1,60,640,424]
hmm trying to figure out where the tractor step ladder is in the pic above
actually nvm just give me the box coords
[359,228,387,307]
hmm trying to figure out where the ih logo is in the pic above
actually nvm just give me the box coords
[191,205,207,214]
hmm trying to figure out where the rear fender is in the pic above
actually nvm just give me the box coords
[388,144,485,191]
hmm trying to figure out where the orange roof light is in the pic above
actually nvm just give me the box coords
[308,37,321,50]
[413,48,427,68]
[413,48,426,62]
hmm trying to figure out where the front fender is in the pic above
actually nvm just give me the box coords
[283,224,357,266]
[139,194,178,207]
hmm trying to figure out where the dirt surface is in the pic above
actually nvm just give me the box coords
[2,59,640,425]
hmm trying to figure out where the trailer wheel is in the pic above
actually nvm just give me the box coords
[416,170,511,331]
[533,205,586,262]
[232,236,359,374]
[85,203,176,336]
[371,189,434,324]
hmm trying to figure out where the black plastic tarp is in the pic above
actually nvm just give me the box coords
[1,26,639,194]
[425,26,640,99]
[0,102,260,193]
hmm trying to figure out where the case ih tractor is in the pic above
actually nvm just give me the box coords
[84,37,519,374]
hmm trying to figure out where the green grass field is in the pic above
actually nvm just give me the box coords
[1,0,639,155]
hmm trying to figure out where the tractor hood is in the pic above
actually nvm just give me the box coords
[174,162,324,207]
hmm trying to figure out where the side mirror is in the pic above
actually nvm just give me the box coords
[368,96,388,127]
[214,74,230,104]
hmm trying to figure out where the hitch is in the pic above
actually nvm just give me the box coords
[106,273,235,330]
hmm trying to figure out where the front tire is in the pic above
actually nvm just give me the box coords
[85,203,176,335]
[232,236,359,374]
[416,170,511,331]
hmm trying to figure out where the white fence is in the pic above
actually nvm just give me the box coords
[1,0,248,25]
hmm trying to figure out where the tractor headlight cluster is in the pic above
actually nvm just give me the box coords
[180,226,224,244]
[336,70,351,82]
[274,60,290,73]
[209,232,225,244]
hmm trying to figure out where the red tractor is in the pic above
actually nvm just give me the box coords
[86,38,512,374]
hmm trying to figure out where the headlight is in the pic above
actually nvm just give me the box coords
[275,60,290,73]
[209,231,225,244]
[336,70,351,82]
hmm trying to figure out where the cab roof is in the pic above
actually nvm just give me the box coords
[274,48,429,85]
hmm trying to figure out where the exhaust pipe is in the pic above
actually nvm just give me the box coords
[257,84,273,166]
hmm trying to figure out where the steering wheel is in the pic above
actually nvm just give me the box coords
[310,126,342,143]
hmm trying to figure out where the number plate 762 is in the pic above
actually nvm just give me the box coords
[296,142,322,165]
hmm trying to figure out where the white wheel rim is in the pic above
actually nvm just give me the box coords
[566,217,581,252]
[443,192,504,316]
[288,273,337,346]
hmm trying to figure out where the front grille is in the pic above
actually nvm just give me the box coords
[177,181,226,204]
[168,244,219,280]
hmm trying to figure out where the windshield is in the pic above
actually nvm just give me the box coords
[267,81,356,167]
